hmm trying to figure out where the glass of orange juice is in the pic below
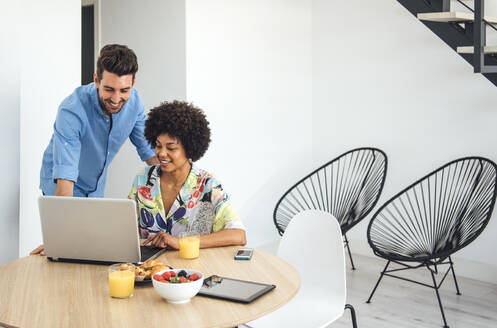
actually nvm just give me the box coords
[179,231,200,259]
[108,263,135,298]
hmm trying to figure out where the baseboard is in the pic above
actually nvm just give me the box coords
[347,237,497,285]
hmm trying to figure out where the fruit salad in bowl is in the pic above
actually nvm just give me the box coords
[152,269,204,304]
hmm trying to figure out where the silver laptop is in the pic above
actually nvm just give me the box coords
[38,196,165,264]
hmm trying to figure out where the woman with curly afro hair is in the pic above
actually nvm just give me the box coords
[128,100,246,249]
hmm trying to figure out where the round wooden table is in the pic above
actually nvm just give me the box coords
[0,246,299,328]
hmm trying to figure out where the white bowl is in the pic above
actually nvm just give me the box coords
[152,269,204,304]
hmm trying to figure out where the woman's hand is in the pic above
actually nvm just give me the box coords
[143,232,179,249]
[30,245,46,256]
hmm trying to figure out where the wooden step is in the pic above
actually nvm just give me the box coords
[417,11,497,24]
[457,45,497,54]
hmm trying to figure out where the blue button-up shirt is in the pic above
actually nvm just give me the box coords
[40,83,155,197]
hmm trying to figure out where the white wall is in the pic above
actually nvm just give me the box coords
[185,0,313,247]
[312,0,497,283]
[0,1,21,265]
[102,0,314,249]
[100,0,187,198]
[19,0,81,256]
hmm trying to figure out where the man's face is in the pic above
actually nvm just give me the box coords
[94,70,135,115]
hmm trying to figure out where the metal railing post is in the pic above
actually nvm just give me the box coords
[474,0,485,72]
[441,0,450,12]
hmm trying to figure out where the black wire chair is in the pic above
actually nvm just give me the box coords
[366,157,497,328]
[274,147,388,270]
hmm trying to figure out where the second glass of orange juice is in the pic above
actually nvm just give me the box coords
[108,263,135,298]
[179,232,200,259]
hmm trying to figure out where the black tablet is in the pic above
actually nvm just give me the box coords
[198,275,276,303]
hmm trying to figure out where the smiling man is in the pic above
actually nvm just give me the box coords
[39,44,158,198]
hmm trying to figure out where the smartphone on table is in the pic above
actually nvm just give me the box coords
[234,248,253,260]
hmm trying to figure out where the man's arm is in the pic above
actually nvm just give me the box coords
[51,105,82,194]
[54,179,75,196]
[129,94,156,163]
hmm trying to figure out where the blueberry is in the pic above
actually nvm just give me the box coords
[177,270,187,277]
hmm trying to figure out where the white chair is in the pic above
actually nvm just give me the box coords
[247,210,357,328]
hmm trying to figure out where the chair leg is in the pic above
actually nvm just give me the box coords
[345,304,358,328]
[366,260,390,303]
[343,234,356,270]
[448,256,461,295]
[429,266,450,328]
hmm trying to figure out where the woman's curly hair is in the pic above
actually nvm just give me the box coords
[145,100,211,162]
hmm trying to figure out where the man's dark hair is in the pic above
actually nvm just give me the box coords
[145,100,211,162]
[96,44,138,80]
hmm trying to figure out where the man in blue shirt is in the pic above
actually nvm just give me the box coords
[39,44,157,198]
[33,44,158,255]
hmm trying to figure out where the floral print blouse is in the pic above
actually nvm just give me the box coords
[128,165,245,239]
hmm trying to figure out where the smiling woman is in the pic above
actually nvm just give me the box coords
[128,100,247,250]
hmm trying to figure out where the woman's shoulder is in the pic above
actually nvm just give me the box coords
[191,165,210,178]
[190,165,221,184]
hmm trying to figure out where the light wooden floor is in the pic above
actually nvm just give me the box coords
[332,254,497,328]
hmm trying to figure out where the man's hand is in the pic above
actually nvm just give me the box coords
[145,156,159,166]
[30,245,46,256]
[54,179,74,196]
[142,231,179,249]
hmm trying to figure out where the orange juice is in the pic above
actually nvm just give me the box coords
[109,270,135,298]
[179,236,200,259]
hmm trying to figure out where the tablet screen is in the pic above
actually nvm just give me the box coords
[198,275,276,303]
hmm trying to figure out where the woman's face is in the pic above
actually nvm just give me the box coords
[155,134,190,173]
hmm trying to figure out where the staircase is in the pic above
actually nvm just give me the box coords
[398,0,497,86]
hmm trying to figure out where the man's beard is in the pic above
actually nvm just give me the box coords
[98,96,126,115]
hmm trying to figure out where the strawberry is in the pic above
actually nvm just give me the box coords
[189,273,199,281]
[153,274,163,281]
[162,271,171,280]
[169,271,176,277]
[179,277,187,283]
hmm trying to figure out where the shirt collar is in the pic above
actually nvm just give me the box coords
[90,83,107,118]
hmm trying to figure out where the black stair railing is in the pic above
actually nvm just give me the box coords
[398,0,497,86]
[472,0,497,73]
[454,0,497,73]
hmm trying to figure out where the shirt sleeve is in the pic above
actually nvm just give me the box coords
[207,177,245,233]
[129,95,155,161]
[51,107,83,183]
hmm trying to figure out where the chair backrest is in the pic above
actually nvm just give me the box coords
[274,147,387,235]
[368,157,497,262]
[277,210,346,304]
